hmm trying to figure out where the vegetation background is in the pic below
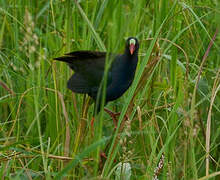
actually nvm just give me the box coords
[0,0,220,179]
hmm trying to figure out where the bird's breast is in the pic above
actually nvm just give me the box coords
[106,59,137,102]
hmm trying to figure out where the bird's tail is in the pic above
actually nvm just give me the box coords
[53,55,73,63]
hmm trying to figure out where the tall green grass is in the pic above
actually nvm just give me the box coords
[0,0,220,179]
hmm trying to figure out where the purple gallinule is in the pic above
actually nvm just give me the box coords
[55,37,139,127]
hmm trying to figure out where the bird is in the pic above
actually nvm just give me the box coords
[54,37,139,127]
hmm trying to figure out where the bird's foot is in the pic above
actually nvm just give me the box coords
[100,152,107,159]
[99,151,108,170]
[99,151,116,169]
[104,108,128,129]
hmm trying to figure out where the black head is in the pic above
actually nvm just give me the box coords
[125,37,139,55]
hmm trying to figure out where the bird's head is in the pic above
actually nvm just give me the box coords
[126,37,139,55]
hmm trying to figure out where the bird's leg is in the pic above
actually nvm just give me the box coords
[90,117,95,136]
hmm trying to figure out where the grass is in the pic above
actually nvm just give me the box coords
[0,0,220,179]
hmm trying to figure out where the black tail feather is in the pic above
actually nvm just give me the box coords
[54,56,73,63]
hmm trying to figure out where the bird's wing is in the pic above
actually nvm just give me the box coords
[54,51,106,71]
[54,50,114,91]
[65,51,107,60]
[54,51,106,63]
[67,73,91,93]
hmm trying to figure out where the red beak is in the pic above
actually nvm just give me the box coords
[129,43,135,55]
